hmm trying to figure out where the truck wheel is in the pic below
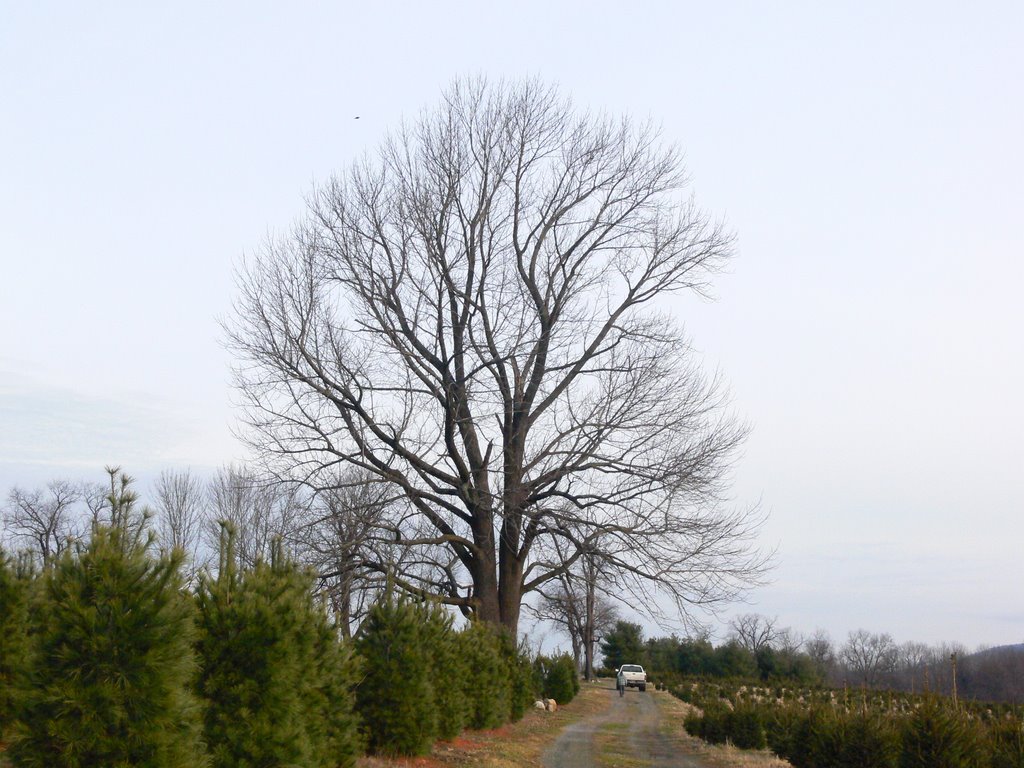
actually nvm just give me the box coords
[640,684,646,692]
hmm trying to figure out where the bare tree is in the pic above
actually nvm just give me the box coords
[805,628,837,682]
[229,78,768,633]
[289,469,397,636]
[529,545,619,679]
[153,468,205,577]
[774,626,805,656]
[729,613,780,655]
[841,629,898,687]
[203,466,301,569]
[2,480,83,564]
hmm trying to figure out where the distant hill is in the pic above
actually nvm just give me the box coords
[961,643,1024,703]
[969,643,1024,659]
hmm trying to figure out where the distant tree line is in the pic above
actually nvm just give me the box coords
[1,466,396,637]
[593,614,1024,705]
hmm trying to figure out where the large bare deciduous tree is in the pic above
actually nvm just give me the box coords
[229,78,767,633]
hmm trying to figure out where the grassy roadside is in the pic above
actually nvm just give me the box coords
[358,681,792,768]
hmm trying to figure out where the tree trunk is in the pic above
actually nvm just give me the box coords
[584,568,596,680]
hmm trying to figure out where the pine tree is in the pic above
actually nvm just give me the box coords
[838,710,900,768]
[499,630,536,722]
[900,696,987,768]
[304,607,362,768]
[419,602,468,741]
[353,593,438,755]
[543,653,579,705]
[458,621,510,730]
[7,524,205,768]
[196,527,357,768]
[0,550,34,738]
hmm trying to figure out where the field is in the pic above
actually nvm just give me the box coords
[674,678,1024,768]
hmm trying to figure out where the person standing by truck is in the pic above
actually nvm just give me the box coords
[616,667,626,697]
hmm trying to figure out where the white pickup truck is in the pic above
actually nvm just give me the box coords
[617,664,647,692]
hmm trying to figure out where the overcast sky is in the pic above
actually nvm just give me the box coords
[2,1,1021,650]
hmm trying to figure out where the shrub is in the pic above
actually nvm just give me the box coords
[838,711,901,768]
[501,633,537,722]
[543,653,579,705]
[788,706,843,768]
[728,703,767,750]
[764,704,802,759]
[305,610,362,767]
[700,704,733,745]
[683,709,706,739]
[8,525,204,768]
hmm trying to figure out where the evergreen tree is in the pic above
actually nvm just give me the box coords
[600,621,645,670]
[499,631,536,722]
[0,550,34,738]
[711,639,758,678]
[420,603,468,741]
[7,524,205,768]
[458,622,510,730]
[354,593,437,755]
[839,710,900,768]
[900,697,987,768]
[196,528,357,768]
[543,653,579,705]
[304,606,362,768]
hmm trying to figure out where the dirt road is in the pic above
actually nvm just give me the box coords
[542,684,710,768]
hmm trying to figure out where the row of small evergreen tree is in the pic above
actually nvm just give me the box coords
[0,517,571,766]
[352,594,536,756]
[683,694,1024,768]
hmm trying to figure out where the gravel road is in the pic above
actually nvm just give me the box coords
[542,684,710,768]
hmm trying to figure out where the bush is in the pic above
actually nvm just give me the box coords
[353,594,437,756]
[543,653,579,705]
[305,610,362,767]
[8,525,204,768]
[764,704,802,759]
[500,633,536,723]
[788,706,842,768]
[699,704,734,745]
[727,703,767,750]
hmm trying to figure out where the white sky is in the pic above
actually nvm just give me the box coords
[2,1,1021,650]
